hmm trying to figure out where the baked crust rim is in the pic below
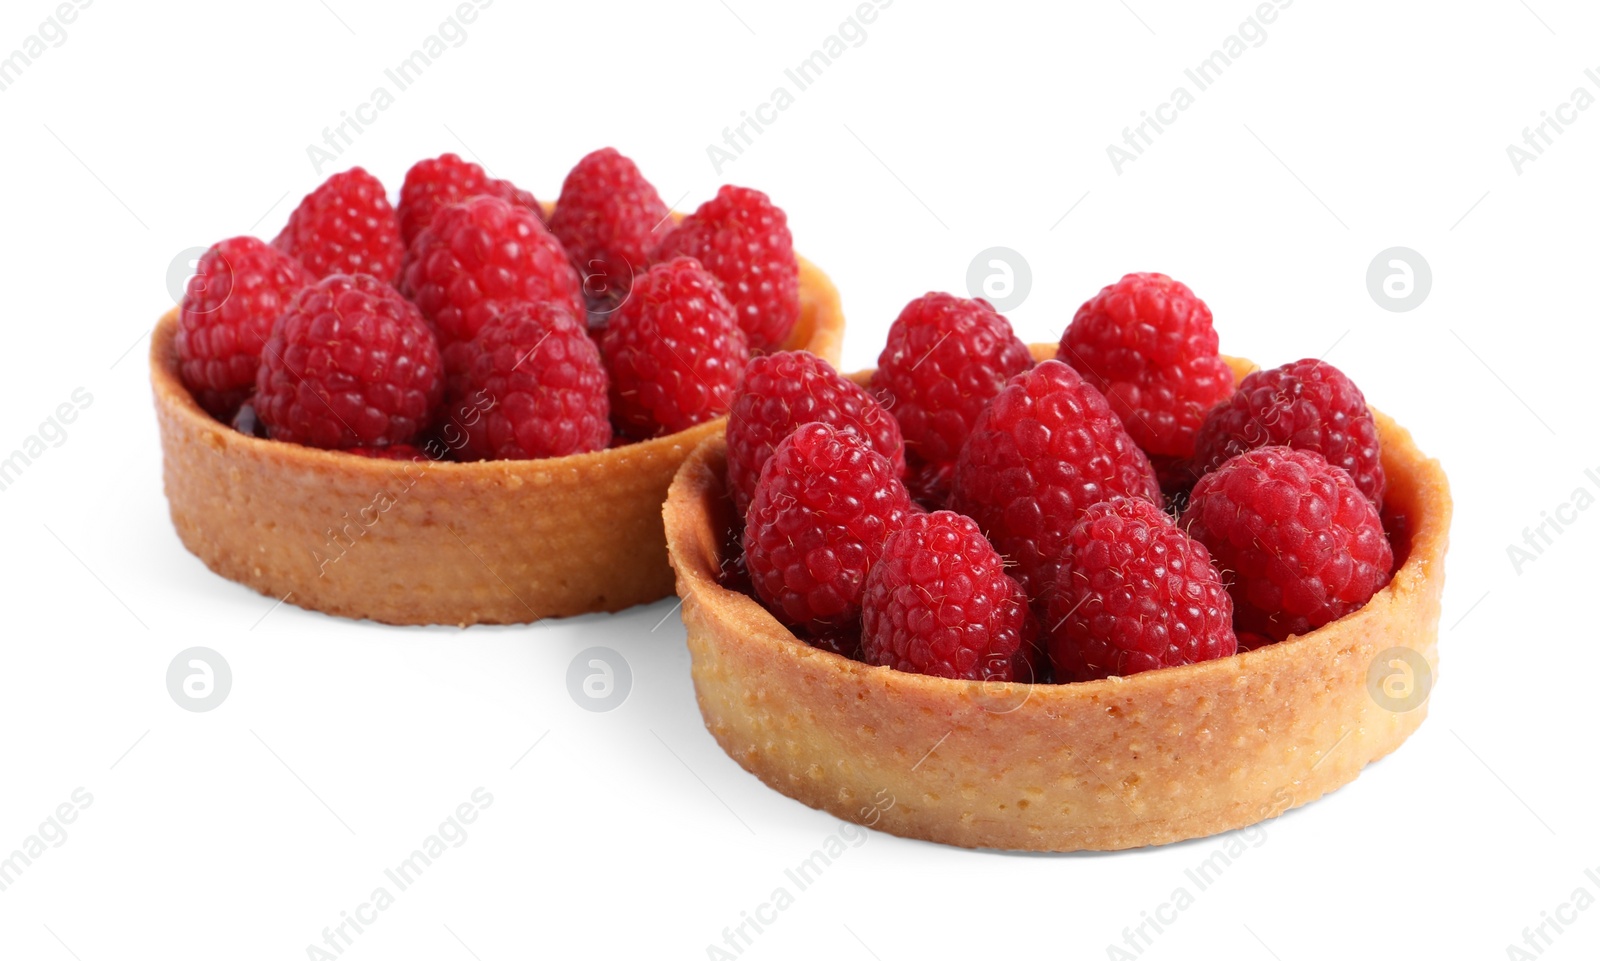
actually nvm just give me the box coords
[663,350,1451,851]
[151,255,843,626]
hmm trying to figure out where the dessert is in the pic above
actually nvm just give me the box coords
[860,510,1033,682]
[869,292,1032,509]
[723,350,903,516]
[599,257,748,439]
[154,151,843,625]
[664,278,1450,851]
[396,152,541,246]
[273,167,404,283]
[742,422,912,637]
[1191,357,1386,506]
[398,193,585,377]
[947,359,1162,600]
[175,236,313,421]
[251,273,443,450]
[546,147,669,307]
[1181,445,1393,643]
[1046,496,1236,682]
[446,302,610,461]
[653,185,799,352]
[1058,272,1234,461]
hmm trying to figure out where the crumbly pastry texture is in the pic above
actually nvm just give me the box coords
[664,349,1450,851]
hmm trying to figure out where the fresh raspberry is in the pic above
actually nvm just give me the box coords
[654,185,799,352]
[273,168,404,283]
[1057,272,1234,459]
[399,194,585,369]
[871,292,1034,504]
[254,274,443,450]
[599,257,748,438]
[1180,446,1393,642]
[1046,497,1236,682]
[548,148,670,309]
[861,510,1033,681]
[725,350,905,516]
[345,444,425,461]
[948,360,1161,601]
[448,302,610,461]
[743,422,912,635]
[397,153,541,247]
[176,237,314,420]
[1191,358,1386,506]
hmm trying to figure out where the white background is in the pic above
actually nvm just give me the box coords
[1,0,1595,958]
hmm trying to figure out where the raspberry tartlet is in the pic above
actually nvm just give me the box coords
[664,344,1450,852]
[153,159,843,626]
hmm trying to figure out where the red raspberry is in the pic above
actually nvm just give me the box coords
[399,195,584,375]
[861,510,1033,681]
[948,360,1161,601]
[1058,273,1234,459]
[1180,446,1393,643]
[548,148,670,309]
[273,168,404,283]
[743,422,912,635]
[345,444,425,461]
[654,185,799,352]
[870,292,1034,505]
[1046,497,1236,682]
[1192,358,1386,506]
[725,350,905,516]
[599,257,748,439]
[448,302,611,461]
[397,153,541,247]
[176,237,314,420]
[254,274,443,450]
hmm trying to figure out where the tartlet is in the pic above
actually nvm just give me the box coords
[663,348,1450,851]
[152,257,843,627]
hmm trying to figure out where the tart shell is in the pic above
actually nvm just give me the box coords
[663,349,1451,851]
[152,257,843,626]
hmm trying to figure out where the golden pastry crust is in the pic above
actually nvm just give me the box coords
[663,350,1450,851]
[152,256,843,626]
